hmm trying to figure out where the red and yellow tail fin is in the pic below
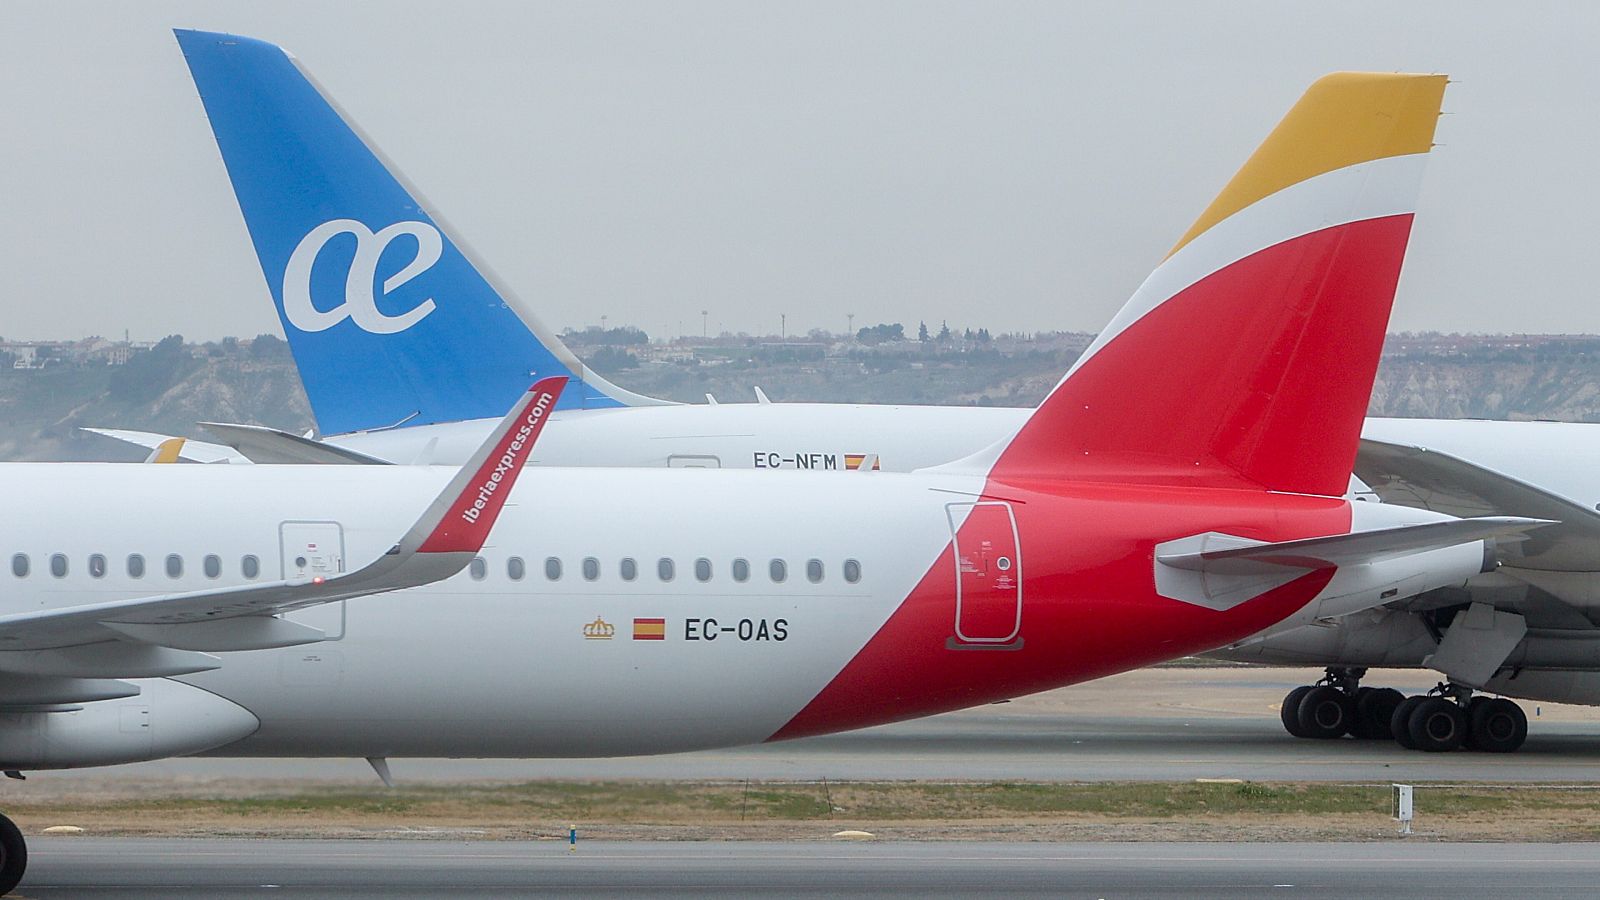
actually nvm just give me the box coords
[978,72,1447,496]
[1170,73,1447,257]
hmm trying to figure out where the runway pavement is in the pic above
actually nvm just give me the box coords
[18,838,1600,898]
[23,667,1600,788]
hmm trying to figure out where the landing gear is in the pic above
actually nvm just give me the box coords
[1406,696,1467,752]
[0,812,26,894]
[1392,683,1528,753]
[1352,687,1404,739]
[1277,673,1528,753]
[1278,667,1369,740]
[1279,685,1314,738]
[1390,695,1425,750]
[1467,697,1528,753]
[1297,685,1356,739]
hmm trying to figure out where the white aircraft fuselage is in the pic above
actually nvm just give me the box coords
[0,462,1481,766]
[328,401,1029,471]
[329,409,1600,521]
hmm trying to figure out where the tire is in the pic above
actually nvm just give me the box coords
[1391,696,1425,750]
[1352,686,1376,714]
[1353,687,1404,740]
[1461,696,1490,750]
[1280,686,1314,738]
[1296,685,1355,739]
[1469,698,1528,753]
[1408,697,1468,752]
[0,812,27,895]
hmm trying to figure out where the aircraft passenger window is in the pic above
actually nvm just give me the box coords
[807,559,824,583]
[242,555,260,579]
[769,559,787,583]
[732,558,750,582]
[166,554,183,578]
[620,558,638,581]
[89,554,107,579]
[10,554,27,578]
[127,554,145,578]
[469,557,487,581]
[545,557,562,581]
[695,558,712,582]
[582,557,600,581]
[203,555,221,579]
[658,558,675,582]
[507,557,525,581]
[50,553,67,578]
[843,559,862,584]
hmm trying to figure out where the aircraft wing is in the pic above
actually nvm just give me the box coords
[80,428,247,464]
[199,422,393,465]
[0,378,564,666]
[1355,437,1600,572]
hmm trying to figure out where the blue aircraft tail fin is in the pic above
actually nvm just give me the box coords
[174,30,666,436]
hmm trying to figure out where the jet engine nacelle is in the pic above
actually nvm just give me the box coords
[0,678,258,770]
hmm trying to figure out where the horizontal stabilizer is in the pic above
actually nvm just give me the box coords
[81,428,245,464]
[199,422,392,465]
[1158,516,1552,576]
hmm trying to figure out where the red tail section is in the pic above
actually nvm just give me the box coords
[775,74,1450,743]
[994,215,1415,493]
[976,73,1447,496]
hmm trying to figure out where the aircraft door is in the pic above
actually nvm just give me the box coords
[947,502,1022,647]
[280,520,347,640]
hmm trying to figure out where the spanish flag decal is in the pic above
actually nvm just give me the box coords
[633,618,666,641]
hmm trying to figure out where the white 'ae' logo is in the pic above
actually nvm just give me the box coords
[282,219,442,334]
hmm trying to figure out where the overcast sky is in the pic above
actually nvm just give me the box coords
[1,1,1596,342]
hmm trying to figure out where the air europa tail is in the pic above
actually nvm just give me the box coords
[963,72,1447,495]
[172,30,666,437]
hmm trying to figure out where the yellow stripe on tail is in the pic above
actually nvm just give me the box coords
[145,438,187,464]
[1168,72,1447,258]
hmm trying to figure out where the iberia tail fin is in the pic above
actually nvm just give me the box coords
[962,73,1447,495]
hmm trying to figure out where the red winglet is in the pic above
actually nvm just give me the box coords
[416,377,565,554]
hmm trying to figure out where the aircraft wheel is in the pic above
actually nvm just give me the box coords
[0,812,27,895]
[1390,696,1425,750]
[1296,685,1355,739]
[1408,697,1467,752]
[1469,698,1528,753]
[1352,687,1404,739]
[1280,686,1314,738]
[1461,697,1490,750]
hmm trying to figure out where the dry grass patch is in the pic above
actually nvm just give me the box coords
[11,780,1600,841]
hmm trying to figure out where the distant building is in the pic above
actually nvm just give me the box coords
[4,345,39,369]
[0,338,143,369]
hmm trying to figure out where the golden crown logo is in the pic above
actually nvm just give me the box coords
[583,616,616,640]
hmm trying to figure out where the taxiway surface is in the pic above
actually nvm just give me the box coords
[19,838,1600,898]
